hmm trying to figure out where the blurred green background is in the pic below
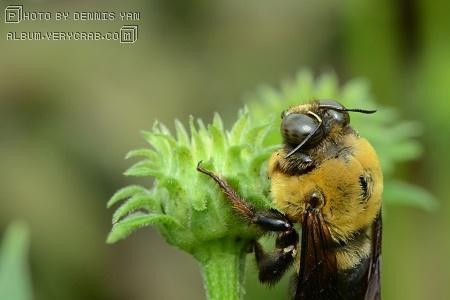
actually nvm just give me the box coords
[0,0,449,299]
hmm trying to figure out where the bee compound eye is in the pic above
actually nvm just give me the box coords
[318,100,350,126]
[281,113,323,146]
[327,109,349,126]
[281,114,315,144]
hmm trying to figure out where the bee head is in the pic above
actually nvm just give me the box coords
[281,100,376,158]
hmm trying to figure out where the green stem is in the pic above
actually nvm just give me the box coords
[194,238,248,300]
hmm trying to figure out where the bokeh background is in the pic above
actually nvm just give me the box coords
[1,0,449,299]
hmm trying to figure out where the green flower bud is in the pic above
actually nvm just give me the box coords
[107,109,275,252]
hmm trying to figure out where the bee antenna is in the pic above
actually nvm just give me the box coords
[343,108,377,114]
[319,104,377,114]
[284,111,322,159]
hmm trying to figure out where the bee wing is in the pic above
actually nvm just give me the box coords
[364,213,382,300]
[295,211,340,300]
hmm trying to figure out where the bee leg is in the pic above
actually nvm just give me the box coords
[197,162,293,229]
[275,227,299,249]
[196,161,299,284]
[196,162,257,221]
[254,228,299,284]
[253,208,293,232]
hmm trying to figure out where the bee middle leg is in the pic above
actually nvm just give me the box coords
[196,162,299,284]
[254,228,299,284]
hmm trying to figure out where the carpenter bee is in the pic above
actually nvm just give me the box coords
[197,100,383,300]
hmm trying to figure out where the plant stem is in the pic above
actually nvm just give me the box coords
[194,238,248,300]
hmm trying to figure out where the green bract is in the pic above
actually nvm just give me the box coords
[107,70,435,300]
